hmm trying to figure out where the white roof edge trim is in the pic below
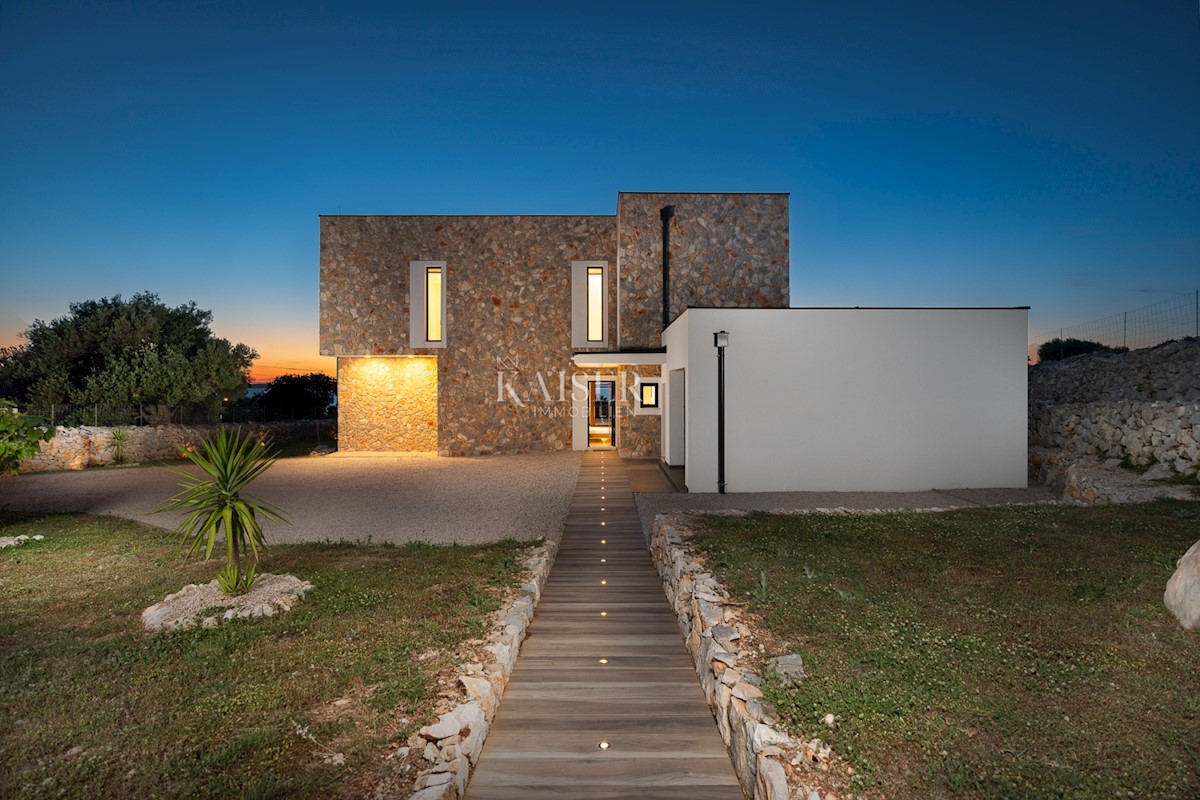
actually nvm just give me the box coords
[572,352,667,367]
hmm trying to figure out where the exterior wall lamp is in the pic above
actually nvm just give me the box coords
[714,330,729,493]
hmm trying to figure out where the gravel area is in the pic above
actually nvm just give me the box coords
[0,451,582,546]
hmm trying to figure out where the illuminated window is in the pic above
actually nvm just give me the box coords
[571,261,608,348]
[634,379,661,416]
[639,382,659,408]
[587,266,604,342]
[409,261,446,348]
[425,266,442,342]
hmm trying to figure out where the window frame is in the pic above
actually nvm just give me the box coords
[409,260,447,349]
[571,260,609,348]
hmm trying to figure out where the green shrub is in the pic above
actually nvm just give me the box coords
[159,428,288,594]
[1036,338,1126,363]
[0,399,55,475]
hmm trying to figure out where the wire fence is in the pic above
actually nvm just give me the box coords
[1031,290,1200,361]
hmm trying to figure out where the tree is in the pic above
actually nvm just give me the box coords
[258,373,336,420]
[0,401,55,475]
[1036,338,1126,363]
[0,293,257,424]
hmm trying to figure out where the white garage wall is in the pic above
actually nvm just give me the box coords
[671,307,1028,492]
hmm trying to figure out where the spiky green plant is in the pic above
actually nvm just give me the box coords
[159,428,287,595]
[107,426,129,465]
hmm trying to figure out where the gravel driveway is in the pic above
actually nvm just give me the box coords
[0,451,582,546]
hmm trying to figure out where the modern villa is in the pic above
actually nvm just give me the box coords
[319,191,1028,492]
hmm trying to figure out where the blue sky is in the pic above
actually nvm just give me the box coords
[2,0,1197,377]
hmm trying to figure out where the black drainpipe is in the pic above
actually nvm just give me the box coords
[660,205,675,330]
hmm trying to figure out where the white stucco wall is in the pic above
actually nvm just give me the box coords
[666,307,1029,492]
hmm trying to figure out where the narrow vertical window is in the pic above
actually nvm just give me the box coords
[410,260,446,348]
[426,266,443,342]
[587,266,604,342]
[571,260,607,348]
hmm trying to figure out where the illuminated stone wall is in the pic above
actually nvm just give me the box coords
[322,216,617,455]
[319,195,788,459]
[337,356,438,451]
[616,192,790,350]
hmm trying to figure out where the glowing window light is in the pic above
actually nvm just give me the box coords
[640,383,659,408]
[587,266,604,342]
[425,266,443,342]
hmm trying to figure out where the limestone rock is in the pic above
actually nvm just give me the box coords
[755,754,790,800]
[766,653,805,683]
[1140,462,1174,481]
[1165,539,1200,631]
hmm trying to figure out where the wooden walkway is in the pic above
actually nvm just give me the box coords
[464,452,741,799]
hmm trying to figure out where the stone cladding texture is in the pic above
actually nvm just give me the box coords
[320,196,789,458]
[321,215,621,455]
[1029,338,1200,477]
[616,193,790,350]
[338,356,437,451]
[616,365,662,458]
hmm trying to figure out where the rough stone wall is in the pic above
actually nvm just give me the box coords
[1030,401,1200,476]
[616,193,790,350]
[322,216,617,456]
[337,356,437,451]
[650,514,853,800]
[19,420,333,473]
[1029,338,1200,404]
[1029,338,1200,477]
[616,365,661,459]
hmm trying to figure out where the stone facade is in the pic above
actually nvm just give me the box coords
[319,193,790,459]
[617,193,790,349]
[1029,338,1200,477]
[338,356,437,451]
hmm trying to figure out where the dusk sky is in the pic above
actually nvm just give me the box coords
[2,1,1197,381]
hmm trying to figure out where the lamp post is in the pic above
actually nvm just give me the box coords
[714,330,729,494]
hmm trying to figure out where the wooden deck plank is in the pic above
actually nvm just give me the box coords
[464,452,739,799]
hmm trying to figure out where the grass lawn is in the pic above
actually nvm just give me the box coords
[0,512,530,799]
[689,500,1200,800]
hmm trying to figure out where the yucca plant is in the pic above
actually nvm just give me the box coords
[159,428,287,595]
[107,426,129,465]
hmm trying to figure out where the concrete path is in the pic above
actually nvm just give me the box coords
[465,452,741,799]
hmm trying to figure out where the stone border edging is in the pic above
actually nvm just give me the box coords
[651,512,856,800]
[404,539,558,800]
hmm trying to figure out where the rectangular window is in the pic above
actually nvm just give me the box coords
[586,266,604,342]
[409,260,447,349]
[639,382,659,408]
[571,261,608,348]
[425,266,443,342]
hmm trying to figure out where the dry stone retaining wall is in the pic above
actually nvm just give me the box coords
[404,540,556,800]
[1030,338,1200,478]
[18,420,332,473]
[650,513,854,800]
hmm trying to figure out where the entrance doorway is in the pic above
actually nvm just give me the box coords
[588,380,615,448]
